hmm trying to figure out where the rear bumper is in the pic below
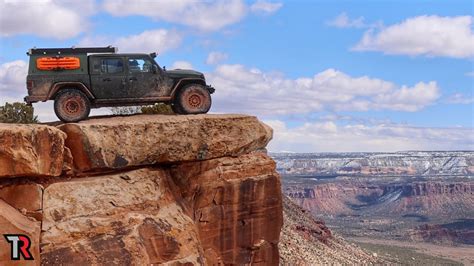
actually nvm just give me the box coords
[24,95,44,104]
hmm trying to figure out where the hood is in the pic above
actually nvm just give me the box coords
[166,69,205,80]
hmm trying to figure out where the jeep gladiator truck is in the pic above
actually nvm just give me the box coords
[25,46,215,122]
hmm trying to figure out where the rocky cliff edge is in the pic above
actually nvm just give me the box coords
[0,114,282,265]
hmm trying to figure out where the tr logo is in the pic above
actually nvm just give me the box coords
[3,234,34,260]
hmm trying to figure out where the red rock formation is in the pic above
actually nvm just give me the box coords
[58,114,272,172]
[40,168,204,265]
[0,183,43,221]
[0,124,67,178]
[170,153,283,265]
[285,181,474,219]
[0,114,282,265]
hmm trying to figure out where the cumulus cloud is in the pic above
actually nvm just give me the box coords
[265,120,474,152]
[0,60,28,100]
[79,29,183,53]
[206,51,229,65]
[207,65,440,115]
[353,15,474,59]
[250,0,283,15]
[0,0,94,39]
[102,0,247,31]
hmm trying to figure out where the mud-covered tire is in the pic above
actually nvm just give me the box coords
[54,89,91,122]
[174,84,211,114]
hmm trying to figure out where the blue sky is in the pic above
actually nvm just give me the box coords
[0,0,473,151]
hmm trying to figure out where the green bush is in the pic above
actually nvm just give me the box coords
[0,102,39,124]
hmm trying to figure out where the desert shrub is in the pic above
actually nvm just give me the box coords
[109,103,174,116]
[0,102,39,124]
[141,103,174,115]
[109,106,142,115]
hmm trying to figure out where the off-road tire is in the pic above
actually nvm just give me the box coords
[54,89,91,122]
[174,84,211,114]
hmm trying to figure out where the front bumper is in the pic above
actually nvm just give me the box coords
[206,85,215,94]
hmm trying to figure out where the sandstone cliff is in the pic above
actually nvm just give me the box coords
[0,114,282,265]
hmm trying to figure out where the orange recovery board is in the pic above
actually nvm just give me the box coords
[36,57,80,70]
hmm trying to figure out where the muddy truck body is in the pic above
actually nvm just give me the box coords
[25,47,214,122]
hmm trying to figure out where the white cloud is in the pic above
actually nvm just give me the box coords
[171,61,193,70]
[466,71,474,77]
[445,93,474,105]
[207,65,440,115]
[79,29,183,53]
[0,0,95,39]
[374,81,440,112]
[206,51,228,65]
[0,60,28,99]
[353,15,474,59]
[250,0,283,15]
[327,12,366,29]
[102,0,247,31]
[265,120,474,152]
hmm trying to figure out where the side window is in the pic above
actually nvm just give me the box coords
[128,58,152,73]
[101,58,123,74]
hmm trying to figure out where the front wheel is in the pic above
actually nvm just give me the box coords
[54,89,91,122]
[174,84,211,114]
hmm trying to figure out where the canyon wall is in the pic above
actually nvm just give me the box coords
[0,114,283,265]
[284,181,474,218]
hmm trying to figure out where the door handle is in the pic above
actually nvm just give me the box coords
[102,78,111,82]
[129,77,137,81]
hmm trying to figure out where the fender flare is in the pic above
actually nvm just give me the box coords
[170,78,207,99]
[48,82,95,100]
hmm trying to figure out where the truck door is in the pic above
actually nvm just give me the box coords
[90,57,127,98]
[126,56,161,98]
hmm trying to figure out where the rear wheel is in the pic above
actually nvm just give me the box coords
[54,89,91,122]
[174,84,211,114]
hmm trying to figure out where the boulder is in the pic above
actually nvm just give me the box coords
[0,124,67,178]
[58,114,272,172]
[170,152,283,265]
[41,168,204,265]
[0,199,40,265]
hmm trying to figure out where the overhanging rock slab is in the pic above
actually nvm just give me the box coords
[58,114,272,172]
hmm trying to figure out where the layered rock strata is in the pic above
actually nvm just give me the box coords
[0,114,282,265]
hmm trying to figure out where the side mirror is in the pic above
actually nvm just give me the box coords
[152,65,158,73]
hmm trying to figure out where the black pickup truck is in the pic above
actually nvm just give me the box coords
[25,46,214,122]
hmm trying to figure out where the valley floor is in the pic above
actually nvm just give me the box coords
[349,237,474,266]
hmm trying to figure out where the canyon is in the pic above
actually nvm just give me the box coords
[274,152,474,249]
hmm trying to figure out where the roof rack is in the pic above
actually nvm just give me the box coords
[27,46,118,55]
